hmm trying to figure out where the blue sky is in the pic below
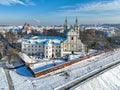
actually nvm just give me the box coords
[0,0,120,25]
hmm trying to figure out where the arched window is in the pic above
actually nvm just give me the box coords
[71,37,74,40]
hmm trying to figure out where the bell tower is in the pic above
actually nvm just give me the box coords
[74,17,79,30]
[74,17,80,38]
[64,17,68,30]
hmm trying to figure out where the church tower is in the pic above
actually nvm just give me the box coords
[64,17,68,30]
[74,17,79,30]
[74,17,80,38]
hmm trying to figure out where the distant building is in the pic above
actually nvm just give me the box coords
[21,18,86,59]
[22,23,31,34]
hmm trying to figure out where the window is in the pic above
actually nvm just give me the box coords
[39,45,41,47]
[32,45,33,47]
[71,37,74,40]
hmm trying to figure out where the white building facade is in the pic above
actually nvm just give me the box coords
[21,36,65,59]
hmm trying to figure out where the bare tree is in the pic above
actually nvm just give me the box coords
[6,48,17,64]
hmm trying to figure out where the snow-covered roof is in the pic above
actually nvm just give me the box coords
[23,39,47,44]
[9,28,22,33]
[31,36,66,41]
[23,36,66,45]
[23,39,62,45]
[67,28,77,35]
[18,52,36,64]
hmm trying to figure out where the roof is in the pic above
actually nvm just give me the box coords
[9,28,22,33]
[67,28,77,35]
[64,29,71,35]
[31,36,66,41]
[64,28,78,36]
[23,36,65,45]
[23,36,66,44]
[18,52,36,64]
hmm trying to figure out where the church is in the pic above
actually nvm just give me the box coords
[21,17,86,59]
[61,17,86,56]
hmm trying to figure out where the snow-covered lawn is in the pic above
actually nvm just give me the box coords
[74,64,120,90]
[9,71,33,90]
[30,60,66,72]
[0,66,9,90]
[8,48,120,90]
[29,54,82,73]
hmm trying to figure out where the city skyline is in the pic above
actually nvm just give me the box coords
[0,0,120,25]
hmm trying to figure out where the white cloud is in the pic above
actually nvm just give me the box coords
[55,0,120,24]
[77,0,120,12]
[24,0,35,6]
[0,0,35,6]
[59,0,120,15]
[60,5,76,9]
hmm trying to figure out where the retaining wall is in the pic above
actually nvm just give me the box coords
[33,51,105,77]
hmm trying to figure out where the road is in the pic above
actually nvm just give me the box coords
[1,61,14,90]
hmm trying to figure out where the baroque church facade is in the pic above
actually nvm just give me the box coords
[61,17,86,56]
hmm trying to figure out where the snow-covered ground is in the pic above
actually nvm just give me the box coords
[8,48,120,90]
[13,49,97,76]
[73,64,120,90]
[30,54,81,73]
[30,60,66,72]
[0,65,9,90]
